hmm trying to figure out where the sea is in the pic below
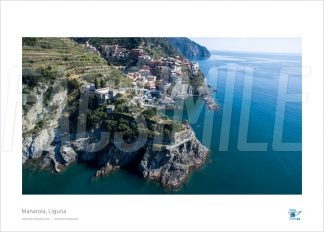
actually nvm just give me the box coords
[23,50,302,194]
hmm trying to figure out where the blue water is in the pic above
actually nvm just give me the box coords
[23,51,302,194]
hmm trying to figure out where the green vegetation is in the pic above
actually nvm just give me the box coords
[67,79,81,133]
[179,67,205,88]
[109,69,131,88]
[83,69,131,89]
[23,38,109,77]
[28,117,48,135]
[88,106,106,127]
[67,78,80,94]
[142,108,157,119]
[100,79,106,88]
[22,37,189,145]
[83,97,183,145]
[22,37,115,131]
[189,75,204,87]
[43,86,54,106]
[22,38,38,46]
[73,37,179,61]
[22,65,63,89]
[85,102,140,143]
[73,37,142,50]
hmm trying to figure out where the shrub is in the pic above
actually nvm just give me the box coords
[22,38,38,46]
[43,86,54,106]
[100,79,106,88]
[67,79,80,94]
[142,108,157,119]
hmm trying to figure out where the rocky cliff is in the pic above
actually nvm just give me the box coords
[140,135,208,189]
[41,126,208,190]
[22,37,110,167]
[22,84,67,164]
[168,37,211,59]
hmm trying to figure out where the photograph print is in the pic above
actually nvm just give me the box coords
[22,37,302,194]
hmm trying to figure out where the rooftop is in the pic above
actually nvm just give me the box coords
[94,87,110,94]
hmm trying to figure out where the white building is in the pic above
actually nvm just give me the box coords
[192,62,199,71]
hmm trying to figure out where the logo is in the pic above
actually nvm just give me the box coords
[288,209,302,220]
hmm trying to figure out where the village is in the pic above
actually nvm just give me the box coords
[21,37,215,193]
[82,41,218,114]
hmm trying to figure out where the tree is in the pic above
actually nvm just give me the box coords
[105,119,117,131]
[94,77,99,89]
[67,79,80,94]
[88,107,106,127]
[100,79,106,88]
[142,108,157,119]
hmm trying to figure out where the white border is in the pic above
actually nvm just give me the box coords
[1,1,323,231]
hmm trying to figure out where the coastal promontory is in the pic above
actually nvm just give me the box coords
[22,37,216,190]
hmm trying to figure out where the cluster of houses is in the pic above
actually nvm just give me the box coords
[99,44,146,61]
[97,43,199,80]
[127,66,157,91]
[126,54,199,94]
[82,42,203,112]
[84,41,100,55]
[100,44,128,60]
[82,84,125,112]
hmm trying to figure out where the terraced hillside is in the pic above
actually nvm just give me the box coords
[22,37,130,163]
[22,38,131,87]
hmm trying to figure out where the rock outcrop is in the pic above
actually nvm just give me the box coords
[22,127,56,162]
[139,136,208,190]
[95,163,120,177]
[70,138,98,162]
[48,126,209,190]
[96,144,142,167]
[60,145,77,165]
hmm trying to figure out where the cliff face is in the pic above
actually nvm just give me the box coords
[140,136,208,189]
[44,126,208,190]
[22,85,67,163]
[22,37,111,165]
[168,37,211,59]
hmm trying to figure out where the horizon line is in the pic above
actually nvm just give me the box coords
[209,49,302,55]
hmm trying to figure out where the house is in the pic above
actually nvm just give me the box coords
[130,48,144,57]
[94,87,111,104]
[191,62,199,76]
[192,62,199,71]
[138,67,151,77]
[147,75,156,82]
[85,41,99,54]
[137,55,152,66]
[85,83,95,91]
[144,81,156,90]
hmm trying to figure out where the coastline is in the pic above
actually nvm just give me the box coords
[22,45,302,195]
[22,49,216,190]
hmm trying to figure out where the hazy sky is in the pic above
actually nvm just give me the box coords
[190,38,301,54]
